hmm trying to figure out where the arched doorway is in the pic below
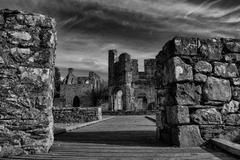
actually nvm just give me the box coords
[73,96,80,107]
[114,90,123,111]
[137,93,148,110]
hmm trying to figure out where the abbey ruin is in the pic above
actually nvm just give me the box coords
[1,8,240,158]
[55,68,101,108]
[108,50,156,111]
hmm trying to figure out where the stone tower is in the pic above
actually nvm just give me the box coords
[108,50,157,112]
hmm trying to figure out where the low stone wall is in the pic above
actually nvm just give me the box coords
[0,9,56,157]
[156,37,240,147]
[53,107,102,123]
[103,110,156,115]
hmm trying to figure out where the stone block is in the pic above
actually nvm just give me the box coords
[232,87,240,101]
[174,83,196,105]
[173,37,198,56]
[213,62,238,78]
[24,14,56,28]
[223,114,240,125]
[171,125,204,147]
[224,54,240,62]
[166,105,190,125]
[198,38,222,60]
[223,39,240,53]
[156,37,197,64]
[194,73,207,82]
[231,78,240,86]
[191,108,222,124]
[163,56,193,85]
[199,125,224,140]
[203,77,231,102]
[8,31,32,41]
[222,100,239,114]
[194,61,212,73]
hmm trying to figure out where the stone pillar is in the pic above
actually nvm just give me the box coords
[0,9,56,156]
[108,50,117,87]
[108,50,117,111]
[131,59,138,82]
[156,37,240,147]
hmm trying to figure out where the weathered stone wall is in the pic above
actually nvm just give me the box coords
[53,107,102,123]
[0,9,56,156]
[156,36,240,147]
[60,84,92,108]
[58,71,102,108]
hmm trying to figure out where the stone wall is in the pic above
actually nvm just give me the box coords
[0,9,56,156]
[53,107,102,123]
[58,71,102,108]
[156,37,240,147]
[60,84,92,108]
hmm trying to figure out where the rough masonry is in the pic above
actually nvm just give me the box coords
[156,37,240,147]
[0,9,56,156]
[53,107,102,123]
[108,50,156,111]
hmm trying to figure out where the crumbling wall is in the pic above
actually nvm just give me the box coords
[0,9,56,156]
[53,107,102,123]
[60,84,92,107]
[156,37,240,147]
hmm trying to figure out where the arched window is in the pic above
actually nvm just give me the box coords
[114,90,123,111]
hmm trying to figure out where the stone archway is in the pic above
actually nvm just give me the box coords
[113,89,123,111]
[137,93,148,110]
[73,96,80,107]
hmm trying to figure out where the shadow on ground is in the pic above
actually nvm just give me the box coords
[55,130,168,147]
[53,131,238,160]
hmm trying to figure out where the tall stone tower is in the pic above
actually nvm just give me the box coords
[108,50,117,87]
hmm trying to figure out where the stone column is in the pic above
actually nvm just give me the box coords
[0,9,56,157]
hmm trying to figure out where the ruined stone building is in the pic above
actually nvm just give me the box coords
[108,50,156,111]
[108,37,240,147]
[55,68,101,108]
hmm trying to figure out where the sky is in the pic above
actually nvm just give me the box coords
[1,0,240,80]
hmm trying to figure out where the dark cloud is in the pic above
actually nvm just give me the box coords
[1,0,240,79]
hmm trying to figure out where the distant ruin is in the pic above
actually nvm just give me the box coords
[55,69,101,108]
[108,50,156,111]
[0,9,56,156]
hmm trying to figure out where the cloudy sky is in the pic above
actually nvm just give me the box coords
[1,0,240,80]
